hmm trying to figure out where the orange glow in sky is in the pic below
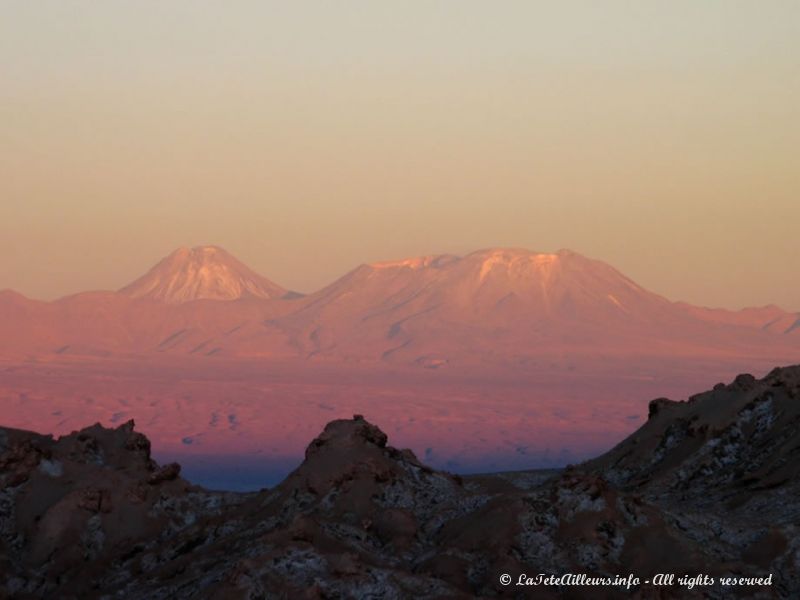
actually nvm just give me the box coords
[1,2,798,309]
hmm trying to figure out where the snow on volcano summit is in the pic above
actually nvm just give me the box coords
[119,246,287,303]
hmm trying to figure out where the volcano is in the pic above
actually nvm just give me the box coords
[119,245,288,303]
[267,247,800,365]
[2,246,800,496]
[0,246,797,365]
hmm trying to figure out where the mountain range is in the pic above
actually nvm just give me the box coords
[1,245,798,367]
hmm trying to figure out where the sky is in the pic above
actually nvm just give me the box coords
[1,1,798,310]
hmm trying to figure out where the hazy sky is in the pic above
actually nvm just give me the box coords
[1,2,798,309]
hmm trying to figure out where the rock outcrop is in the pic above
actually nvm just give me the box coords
[3,367,800,598]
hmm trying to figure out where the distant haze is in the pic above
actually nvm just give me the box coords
[1,2,798,309]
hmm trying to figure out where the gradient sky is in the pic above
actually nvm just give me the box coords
[1,2,798,309]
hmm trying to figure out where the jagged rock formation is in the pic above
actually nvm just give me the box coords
[586,366,800,597]
[2,367,799,598]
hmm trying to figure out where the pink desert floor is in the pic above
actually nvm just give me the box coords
[0,355,783,490]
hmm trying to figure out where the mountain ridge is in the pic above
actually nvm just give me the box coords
[0,246,798,365]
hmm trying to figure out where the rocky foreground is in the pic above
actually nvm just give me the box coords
[2,367,799,599]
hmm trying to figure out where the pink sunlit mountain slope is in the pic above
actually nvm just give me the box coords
[119,245,290,303]
[1,246,800,488]
[0,246,798,366]
[677,302,800,334]
[0,246,301,359]
[267,247,800,367]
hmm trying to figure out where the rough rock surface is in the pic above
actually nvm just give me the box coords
[2,368,800,599]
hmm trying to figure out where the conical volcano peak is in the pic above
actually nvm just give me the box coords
[163,245,246,268]
[119,245,287,304]
[175,245,224,257]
